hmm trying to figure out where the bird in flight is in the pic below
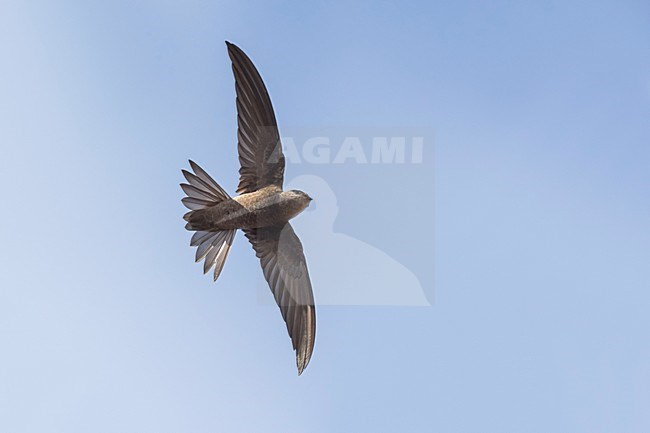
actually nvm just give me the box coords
[180,42,316,375]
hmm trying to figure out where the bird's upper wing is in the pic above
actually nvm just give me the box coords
[243,223,316,375]
[227,42,285,195]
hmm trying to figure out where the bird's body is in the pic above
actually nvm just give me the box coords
[180,42,317,375]
[185,186,312,231]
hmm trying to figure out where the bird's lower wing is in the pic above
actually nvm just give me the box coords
[243,223,316,375]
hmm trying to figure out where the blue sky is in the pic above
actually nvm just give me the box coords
[1,1,649,432]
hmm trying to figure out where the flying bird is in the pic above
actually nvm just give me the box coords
[180,42,316,375]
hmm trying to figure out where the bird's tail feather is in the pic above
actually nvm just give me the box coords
[181,159,231,209]
[190,229,236,281]
[181,160,236,281]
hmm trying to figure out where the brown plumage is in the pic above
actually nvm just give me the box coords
[180,42,316,375]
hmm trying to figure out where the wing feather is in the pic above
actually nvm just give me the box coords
[244,223,316,375]
[226,42,285,194]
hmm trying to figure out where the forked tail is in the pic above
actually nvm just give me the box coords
[181,160,236,281]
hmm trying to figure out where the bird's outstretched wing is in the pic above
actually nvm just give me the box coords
[226,41,285,195]
[243,223,316,375]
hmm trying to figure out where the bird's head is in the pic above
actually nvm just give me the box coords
[283,189,313,218]
[287,189,313,204]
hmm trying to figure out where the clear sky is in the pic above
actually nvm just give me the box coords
[1,1,649,432]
